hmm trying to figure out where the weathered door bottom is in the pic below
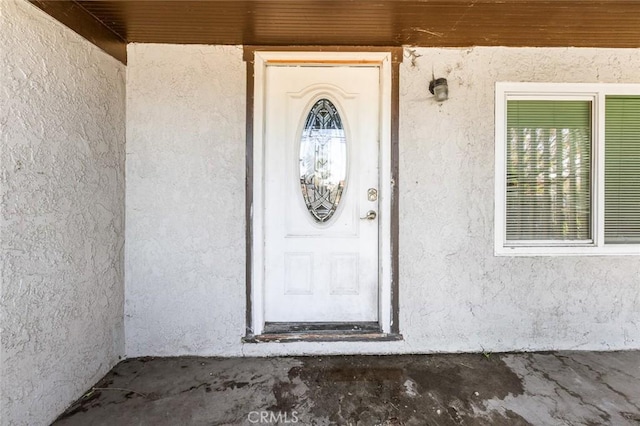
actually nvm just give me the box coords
[243,322,403,343]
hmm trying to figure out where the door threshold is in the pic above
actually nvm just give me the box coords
[243,322,403,343]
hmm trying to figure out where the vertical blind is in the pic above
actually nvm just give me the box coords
[505,100,592,242]
[605,96,640,243]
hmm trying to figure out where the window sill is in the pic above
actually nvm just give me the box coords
[495,245,640,256]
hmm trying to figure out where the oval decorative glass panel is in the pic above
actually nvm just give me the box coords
[299,99,347,223]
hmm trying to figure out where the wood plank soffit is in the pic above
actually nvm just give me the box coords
[30,0,127,64]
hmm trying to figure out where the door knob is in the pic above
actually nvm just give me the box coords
[360,210,377,220]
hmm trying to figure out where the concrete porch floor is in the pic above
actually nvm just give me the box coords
[54,351,640,426]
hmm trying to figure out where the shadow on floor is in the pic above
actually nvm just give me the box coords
[54,351,640,425]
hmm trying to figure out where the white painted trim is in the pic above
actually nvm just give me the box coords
[498,245,640,256]
[251,51,394,335]
[378,53,393,334]
[494,86,507,255]
[494,82,640,257]
[496,82,640,96]
[595,92,606,248]
[252,51,392,65]
[251,53,267,335]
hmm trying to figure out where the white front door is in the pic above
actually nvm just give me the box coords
[263,64,380,323]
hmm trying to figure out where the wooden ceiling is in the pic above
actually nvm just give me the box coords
[31,1,640,64]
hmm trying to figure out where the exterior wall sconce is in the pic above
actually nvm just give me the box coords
[429,78,449,102]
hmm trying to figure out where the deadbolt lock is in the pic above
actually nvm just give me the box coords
[367,188,378,202]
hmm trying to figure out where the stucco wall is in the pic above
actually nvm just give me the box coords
[125,43,639,357]
[0,1,126,425]
[125,44,246,356]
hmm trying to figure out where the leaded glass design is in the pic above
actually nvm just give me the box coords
[299,99,347,223]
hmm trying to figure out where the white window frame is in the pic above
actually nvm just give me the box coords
[495,82,640,256]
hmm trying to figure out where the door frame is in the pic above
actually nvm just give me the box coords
[243,47,402,338]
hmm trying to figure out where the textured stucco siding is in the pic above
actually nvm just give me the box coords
[125,44,639,357]
[125,44,246,357]
[0,1,126,425]
[397,48,640,353]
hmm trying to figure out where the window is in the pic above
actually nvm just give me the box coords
[495,83,640,255]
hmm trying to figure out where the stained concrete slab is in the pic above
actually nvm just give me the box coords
[53,351,640,425]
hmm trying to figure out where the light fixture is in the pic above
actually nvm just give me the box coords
[429,77,449,102]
